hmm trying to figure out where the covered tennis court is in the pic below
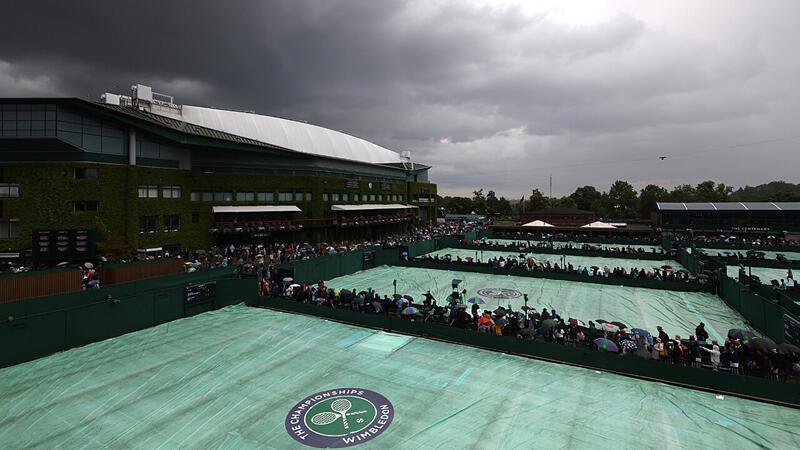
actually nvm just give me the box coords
[0,305,797,448]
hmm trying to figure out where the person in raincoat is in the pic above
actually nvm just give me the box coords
[700,340,721,371]
[652,338,665,360]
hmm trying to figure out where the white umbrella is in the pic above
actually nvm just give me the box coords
[84,262,94,269]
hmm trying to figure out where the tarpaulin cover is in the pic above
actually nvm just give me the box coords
[0,305,797,448]
[327,266,750,342]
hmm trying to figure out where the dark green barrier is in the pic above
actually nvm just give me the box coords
[254,296,800,408]
[398,260,708,292]
[487,231,658,246]
[456,244,672,261]
[0,267,251,368]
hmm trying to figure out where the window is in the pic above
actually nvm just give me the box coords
[163,214,181,232]
[214,191,233,201]
[370,194,376,201]
[392,195,397,201]
[192,213,200,223]
[342,193,349,201]
[73,200,98,212]
[257,192,274,202]
[73,168,98,179]
[237,191,255,201]
[138,184,158,198]
[305,192,312,201]
[323,193,330,201]
[162,185,182,199]
[138,215,157,234]
[0,183,19,198]
[279,192,293,202]
[0,219,19,238]
[399,194,404,201]
[332,193,340,201]
[202,191,213,201]
[191,192,201,201]
[378,195,383,202]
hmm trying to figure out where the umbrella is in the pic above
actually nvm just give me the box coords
[569,318,586,327]
[86,280,99,287]
[590,266,599,270]
[661,265,673,270]
[401,252,409,256]
[467,297,486,304]
[728,329,755,343]
[619,339,638,352]
[84,262,94,269]
[595,319,609,325]
[496,317,509,326]
[746,337,777,352]
[289,283,300,289]
[677,269,689,274]
[282,277,293,283]
[284,248,293,252]
[466,257,473,261]
[542,319,557,328]
[527,257,537,263]
[393,293,403,299]
[611,321,628,330]
[778,343,800,355]
[594,338,619,352]
[400,306,419,315]
[56,262,69,267]
[521,306,534,312]
[631,328,651,338]
[403,295,414,302]
[494,308,507,317]
[598,323,620,333]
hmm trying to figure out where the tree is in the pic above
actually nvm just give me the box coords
[669,184,696,202]
[638,184,669,218]
[569,186,602,211]
[607,180,638,217]
[552,196,578,209]
[486,190,500,216]
[528,189,549,211]
[694,180,732,202]
[497,196,512,216]
[472,189,487,215]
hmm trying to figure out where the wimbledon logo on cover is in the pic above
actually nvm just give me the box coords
[285,388,394,448]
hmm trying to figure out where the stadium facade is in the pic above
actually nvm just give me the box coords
[0,84,436,258]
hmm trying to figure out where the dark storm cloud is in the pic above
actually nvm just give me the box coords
[2,0,798,197]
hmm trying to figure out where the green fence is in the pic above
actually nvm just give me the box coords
[397,260,708,292]
[458,244,673,261]
[253,296,800,408]
[0,267,255,368]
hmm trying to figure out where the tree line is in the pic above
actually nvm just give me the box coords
[438,180,800,220]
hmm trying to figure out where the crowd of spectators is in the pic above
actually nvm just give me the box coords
[271,281,800,381]
[673,233,800,249]
[414,253,693,283]
[473,239,666,255]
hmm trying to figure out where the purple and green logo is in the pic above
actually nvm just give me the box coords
[476,288,522,299]
[285,388,394,448]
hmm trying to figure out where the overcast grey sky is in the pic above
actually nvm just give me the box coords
[2,0,798,197]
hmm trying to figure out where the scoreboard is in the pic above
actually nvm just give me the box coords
[185,282,217,304]
[32,228,96,260]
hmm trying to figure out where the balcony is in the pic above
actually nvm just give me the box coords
[337,213,417,228]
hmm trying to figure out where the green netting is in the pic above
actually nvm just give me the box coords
[726,265,795,284]
[1,305,797,448]
[427,248,684,273]
[327,266,751,342]
[483,238,664,252]
[694,247,800,261]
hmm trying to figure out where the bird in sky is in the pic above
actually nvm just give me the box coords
[659,156,667,160]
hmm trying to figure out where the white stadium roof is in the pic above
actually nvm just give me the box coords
[331,204,418,211]
[149,104,407,165]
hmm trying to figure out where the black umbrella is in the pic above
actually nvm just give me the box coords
[660,265,673,270]
[403,295,414,302]
[494,307,507,317]
[746,337,777,352]
[778,343,800,355]
[590,266,600,270]
[393,293,403,299]
[611,321,628,330]
[521,306,534,312]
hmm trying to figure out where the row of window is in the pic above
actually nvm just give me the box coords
[322,193,404,202]
[0,219,19,239]
[138,185,182,199]
[0,183,19,198]
[139,215,185,233]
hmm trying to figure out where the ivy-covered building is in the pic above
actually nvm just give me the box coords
[0,85,436,258]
